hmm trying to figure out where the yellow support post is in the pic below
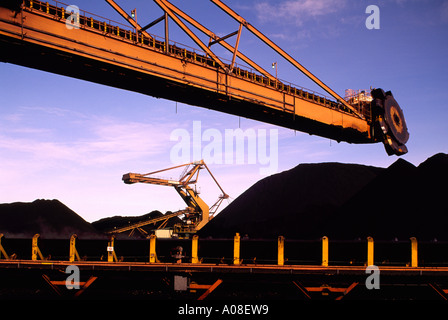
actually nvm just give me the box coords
[192,235,199,264]
[233,233,240,265]
[0,234,9,259]
[149,234,157,263]
[107,236,118,262]
[32,234,44,261]
[410,237,418,267]
[69,234,80,262]
[278,236,284,266]
[367,236,374,266]
[322,236,329,267]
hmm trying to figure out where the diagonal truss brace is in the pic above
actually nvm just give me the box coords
[105,0,152,39]
[154,0,229,71]
[155,0,275,80]
[210,0,363,118]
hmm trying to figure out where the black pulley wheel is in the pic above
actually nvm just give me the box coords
[383,94,409,145]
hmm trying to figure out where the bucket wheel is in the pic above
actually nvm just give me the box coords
[371,88,409,156]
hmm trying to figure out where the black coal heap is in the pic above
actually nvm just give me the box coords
[200,153,448,241]
[0,199,101,239]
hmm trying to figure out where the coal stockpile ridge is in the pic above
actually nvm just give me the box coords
[0,199,102,239]
[324,153,448,241]
[200,153,448,241]
[200,161,384,239]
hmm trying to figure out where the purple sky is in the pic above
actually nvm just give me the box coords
[1,0,447,222]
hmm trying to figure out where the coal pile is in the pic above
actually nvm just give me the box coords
[200,162,383,239]
[325,153,448,241]
[0,199,102,239]
[200,153,448,241]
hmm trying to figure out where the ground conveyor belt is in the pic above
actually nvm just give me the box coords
[1,235,448,299]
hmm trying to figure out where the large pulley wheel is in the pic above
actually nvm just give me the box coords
[383,94,409,145]
[371,89,409,156]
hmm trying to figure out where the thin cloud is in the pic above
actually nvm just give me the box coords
[255,0,347,26]
[0,109,178,170]
[21,105,88,119]
[441,0,448,23]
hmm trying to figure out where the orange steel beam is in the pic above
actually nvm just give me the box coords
[0,1,373,145]
[4,260,448,277]
[428,283,448,301]
[228,22,242,72]
[197,279,223,300]
[292,281,311,299]
[210,0,362,118]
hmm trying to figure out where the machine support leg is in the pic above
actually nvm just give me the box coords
[234,233,240,265]
[0,234,9,259]
[410,237,418,267]
[278,236,284,266]
[32,234,44,261]
[69,234,80,262]
[108,235,118,262]
[322,236,329,267]
[149,234,157,263]
[192,235,199,264]
[367,236,374,266]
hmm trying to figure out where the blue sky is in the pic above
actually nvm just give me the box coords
[1,0,447,222]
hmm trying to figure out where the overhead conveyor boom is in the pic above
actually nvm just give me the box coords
[0,0,409,155]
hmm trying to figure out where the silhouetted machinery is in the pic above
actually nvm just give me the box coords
[345,88,409,155]
[371,89,409,155]
[109,160,228,237]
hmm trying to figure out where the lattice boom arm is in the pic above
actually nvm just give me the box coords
[122,173,180,186]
